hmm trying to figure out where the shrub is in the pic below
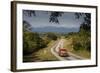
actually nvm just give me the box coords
[23,32,46,55]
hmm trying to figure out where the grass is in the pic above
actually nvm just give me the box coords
[63,38,91,59]
[63,38,73,51]
[71,49,91,59]
[23,40,59,62]
[34,40,59,61]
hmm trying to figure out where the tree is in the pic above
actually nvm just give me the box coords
[23,20,32,31]
[45,32,58,40]
[23,32,46,55]
[49,12,63,23]
[75,13,91,31]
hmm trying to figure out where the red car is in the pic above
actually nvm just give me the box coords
[58,48,69,57]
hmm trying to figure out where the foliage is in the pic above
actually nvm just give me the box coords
[44,32,58,40]
[80,23,90,31]
[49,12,63,23]
[23,21,32,31]
[23,10,63,24]
[23,32,46,55]
[23,21,59,55]
[75,13,91,31]
[65,13,91,52]
[41,32,58,45]
[71,30,91,52]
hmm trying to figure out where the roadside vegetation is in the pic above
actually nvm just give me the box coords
[23,21,59,62]
[63,13,91,59]
[63,24,91,59]
[23,40,59,62]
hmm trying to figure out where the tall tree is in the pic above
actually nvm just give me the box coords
[75,13,91,31]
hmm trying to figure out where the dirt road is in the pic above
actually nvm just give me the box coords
[51,39,85,61]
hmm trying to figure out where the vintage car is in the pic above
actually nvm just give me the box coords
[58,48,69,57]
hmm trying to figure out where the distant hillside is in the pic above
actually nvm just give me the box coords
[31,26,79,33]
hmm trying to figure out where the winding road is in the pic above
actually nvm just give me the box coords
[51,39,85,61]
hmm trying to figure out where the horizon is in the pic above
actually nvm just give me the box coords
[31,26,79,33]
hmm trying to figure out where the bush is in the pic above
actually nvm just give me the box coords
[23,32,46,55]
[72,31,91,52]
[44,32,58,40]
[73,42,82,51]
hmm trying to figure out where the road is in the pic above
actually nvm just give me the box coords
[51,39,85,61]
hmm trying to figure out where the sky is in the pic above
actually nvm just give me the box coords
[23,10,84,29]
